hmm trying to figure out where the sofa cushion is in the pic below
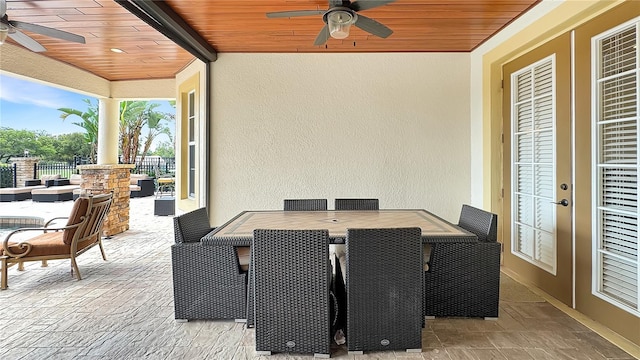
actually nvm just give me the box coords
[130,174,150,185]
[63,197,90,245]
[40,174,60,185]
[69,174,82,185]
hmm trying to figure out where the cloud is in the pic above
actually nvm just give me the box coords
[0,75,80,109]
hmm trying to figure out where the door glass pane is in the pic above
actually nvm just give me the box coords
[511,55,557,274]
[593,22,639,314]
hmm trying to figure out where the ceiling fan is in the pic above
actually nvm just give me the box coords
[267,0,395,46]
[0,0,85,52]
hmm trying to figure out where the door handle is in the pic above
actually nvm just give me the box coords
[552,199,569,207]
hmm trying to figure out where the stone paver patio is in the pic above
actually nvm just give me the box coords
[0,197,637,359]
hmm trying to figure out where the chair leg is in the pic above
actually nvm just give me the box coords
[1,257,7,290]
[98,239,107,261]
[71,257,82,280]
[41,260,48,267]
[18,261,24,271]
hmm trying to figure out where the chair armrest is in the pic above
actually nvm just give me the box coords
[25,179,41,187]
[45,217,70,227]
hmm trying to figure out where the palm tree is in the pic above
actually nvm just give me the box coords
[119,100,173,165]
[58,99,99,163]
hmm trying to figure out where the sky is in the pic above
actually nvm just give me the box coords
[0,74,175,148]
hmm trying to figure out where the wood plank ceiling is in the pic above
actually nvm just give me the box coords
[2,0,539,81]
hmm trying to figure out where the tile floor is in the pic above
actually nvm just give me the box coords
[0,197,637,359]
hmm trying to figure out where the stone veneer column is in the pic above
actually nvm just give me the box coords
[77,164,135,236]
[10,157,39,187]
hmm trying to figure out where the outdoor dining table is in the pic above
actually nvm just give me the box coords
[200,209,479,332]
[201,209,477,245]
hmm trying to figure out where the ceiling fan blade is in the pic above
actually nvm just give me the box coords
[354,14,392,38]
[350,0,395,12]
[266,10,324,19]
[10,20,85,43]
[313,25,330,46]
[8,29,46,52]
[0,0,6,18]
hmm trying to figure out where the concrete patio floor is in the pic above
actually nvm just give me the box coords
[0,197,638,359]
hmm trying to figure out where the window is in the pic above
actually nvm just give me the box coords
[511,55,557,274]
[188,90,196,198]
[592,21,639,315]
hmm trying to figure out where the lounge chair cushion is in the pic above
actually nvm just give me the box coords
[130,174,150,185]
[69,174,82,185]
[63,197,90,245]
[3,232,94,257]
[40,174,60,185]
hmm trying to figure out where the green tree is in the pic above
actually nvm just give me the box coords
[119,100,173,165]
[0,127,48,162]
[151,140,175,158]
[53,133,92,163]
[58,99,99,163]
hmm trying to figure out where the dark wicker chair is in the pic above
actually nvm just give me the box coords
[424,204,500,319]
[334,198,379,210]
[252,229,331,358]
[283,199,327,211]
[345,227,423,355]
[171,208,248,321]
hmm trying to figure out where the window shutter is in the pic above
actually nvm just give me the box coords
[511,56,557,273]
[594,23,639,313]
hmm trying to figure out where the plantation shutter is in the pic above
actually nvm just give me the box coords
[511,56,557,274]
[594,24,639,313]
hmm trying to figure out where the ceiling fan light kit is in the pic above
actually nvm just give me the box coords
[327,10,356,40]
[266,0,395,46]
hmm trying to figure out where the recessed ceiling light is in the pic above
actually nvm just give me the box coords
[110,48,124,53]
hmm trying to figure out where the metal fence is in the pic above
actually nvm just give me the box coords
[0,164,17,188]
[0,158,175,188]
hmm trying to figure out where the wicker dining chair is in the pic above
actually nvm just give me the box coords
[346,227,423,355]
[283,199,327,211]
[171,208,249,321]
[252,229,331,358]
[334,198,379,210]
[423,204,500,319]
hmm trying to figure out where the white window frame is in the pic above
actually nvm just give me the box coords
[510,54,558,275]
[591,17,640,317]
[187,90,196,199]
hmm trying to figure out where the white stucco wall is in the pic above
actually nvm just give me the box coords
[209,53,470,225]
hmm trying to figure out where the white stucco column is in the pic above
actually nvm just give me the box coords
[97,98,119,165]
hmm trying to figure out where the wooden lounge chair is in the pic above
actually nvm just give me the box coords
[1,192,113,289]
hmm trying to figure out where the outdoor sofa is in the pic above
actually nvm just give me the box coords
[0,182,44,202]
[129,173,155,198]
[0,174,68,202]
[31,174,82,202]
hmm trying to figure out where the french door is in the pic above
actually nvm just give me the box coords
[502,33,574,306]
